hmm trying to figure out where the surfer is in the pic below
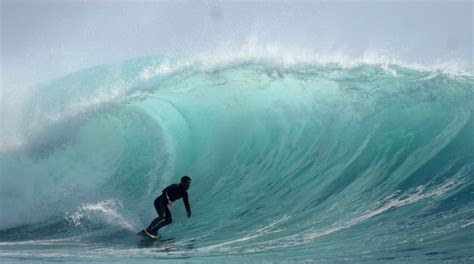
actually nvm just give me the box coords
[143,176,192,238]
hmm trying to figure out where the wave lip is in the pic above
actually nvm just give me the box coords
[139,42,472,80]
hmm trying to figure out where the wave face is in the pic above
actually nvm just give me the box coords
[0,54,473,262]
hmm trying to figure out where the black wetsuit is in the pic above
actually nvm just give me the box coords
[146,183,191,235]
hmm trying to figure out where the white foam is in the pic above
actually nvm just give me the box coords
[139,38,471,81]
[461,221,474,228]
[0,238,75,246]
[65,199,135,231]
[192,214,290,254]
[0,82,130,154]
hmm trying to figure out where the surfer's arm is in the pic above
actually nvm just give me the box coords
[183,192,191,218]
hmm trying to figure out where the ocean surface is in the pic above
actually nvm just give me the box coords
[0,52,473,263]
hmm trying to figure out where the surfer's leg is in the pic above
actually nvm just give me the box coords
[146,216,165,234]
[150,207,172,234]
[149,207,172,234]
[146,196,166,235]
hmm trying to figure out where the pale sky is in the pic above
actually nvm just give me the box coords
[1,0,473,89]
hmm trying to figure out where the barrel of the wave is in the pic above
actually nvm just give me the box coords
[0,55,473,262]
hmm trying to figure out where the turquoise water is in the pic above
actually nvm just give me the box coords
[0,54,473,262]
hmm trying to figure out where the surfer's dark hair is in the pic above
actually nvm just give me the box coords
[181,176,191,183]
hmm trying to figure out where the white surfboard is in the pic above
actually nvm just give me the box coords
[137,229,158,240]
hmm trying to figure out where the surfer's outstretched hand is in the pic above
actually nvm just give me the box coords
[187,211,192,218]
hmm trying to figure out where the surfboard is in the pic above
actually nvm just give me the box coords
[137,229,158,240]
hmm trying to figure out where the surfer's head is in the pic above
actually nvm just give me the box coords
[181,176,192,190]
